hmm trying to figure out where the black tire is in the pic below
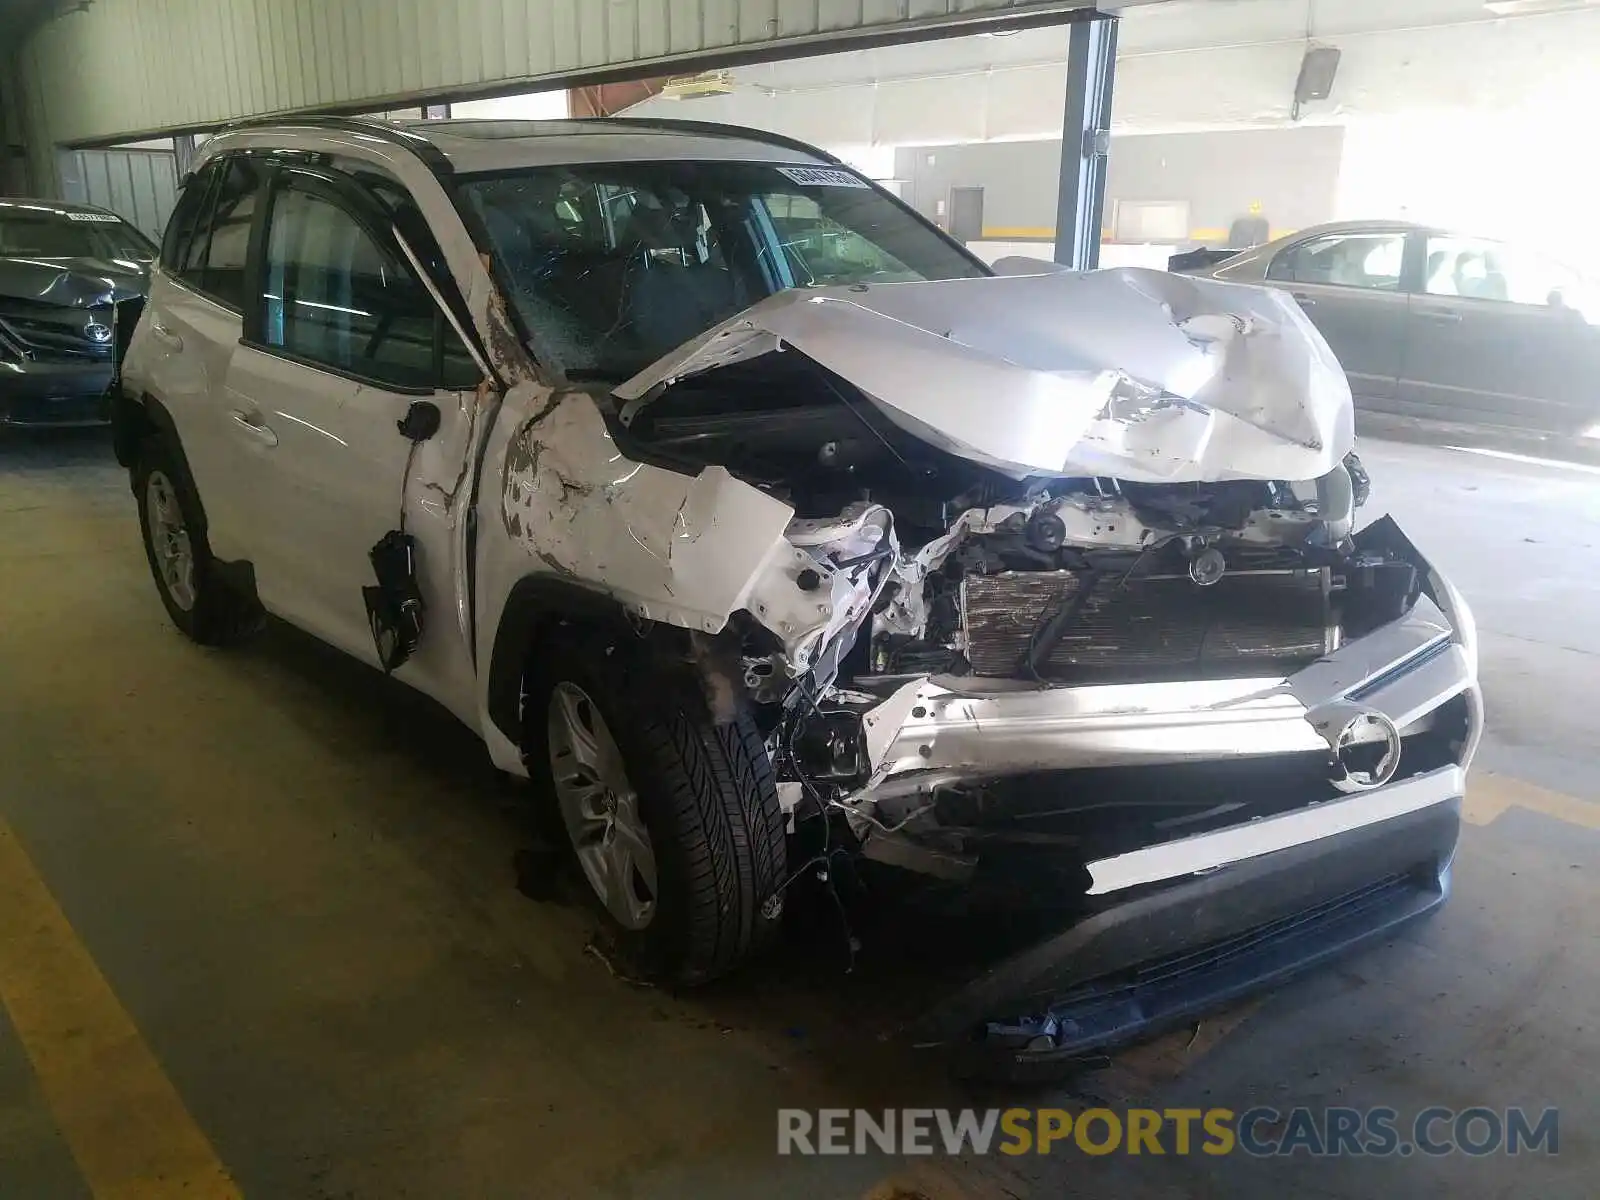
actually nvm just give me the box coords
[133,433,258,646]
[524,629,788,985]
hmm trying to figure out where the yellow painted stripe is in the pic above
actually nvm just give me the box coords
[980,225,1057,240]
[0,821,240,1200]
[1464,772,1600,830]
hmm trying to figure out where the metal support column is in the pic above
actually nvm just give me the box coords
[1053,14,1118,271]
[172,134,198,178]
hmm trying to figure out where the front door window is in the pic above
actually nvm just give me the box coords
[1268,232,1406,291]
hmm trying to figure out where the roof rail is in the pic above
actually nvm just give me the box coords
[207,112,840,170]
[207,114,455,175]
[596,116,841,164]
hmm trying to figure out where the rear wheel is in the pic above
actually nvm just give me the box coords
[134,435,258,645]
[525,630,787,985]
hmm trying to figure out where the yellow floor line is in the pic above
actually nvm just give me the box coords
[1464,771,1600,830]
[0,821,240,1200]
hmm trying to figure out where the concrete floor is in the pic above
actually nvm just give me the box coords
[0,429,1595,1199]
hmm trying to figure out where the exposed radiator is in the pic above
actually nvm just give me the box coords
[960,569,1333,681]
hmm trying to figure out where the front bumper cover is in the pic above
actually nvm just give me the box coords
[0,361,114,426]
[931,782,1461,1076]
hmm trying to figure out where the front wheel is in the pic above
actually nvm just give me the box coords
[134,435,257,645]
[525,632,788,985]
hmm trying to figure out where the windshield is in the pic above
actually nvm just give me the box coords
[0,209,157,261]
[460,160,986,379]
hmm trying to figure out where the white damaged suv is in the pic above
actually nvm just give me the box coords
[118,118,1481,1068]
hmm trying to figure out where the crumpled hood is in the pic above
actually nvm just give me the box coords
[0,256,150,308]
[615,266,1355,484]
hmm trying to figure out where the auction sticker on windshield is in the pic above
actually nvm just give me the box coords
[776,166,869,188]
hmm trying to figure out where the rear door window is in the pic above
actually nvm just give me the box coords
[1421,235,1581,308]
[162,161,220,284]
[199,157,264,309]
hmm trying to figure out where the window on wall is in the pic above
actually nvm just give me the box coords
[259,182,476,390]
[1268,231,1406,291]
[1112,199,1189,243]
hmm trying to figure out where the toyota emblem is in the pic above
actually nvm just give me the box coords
[1328,708,1403,794]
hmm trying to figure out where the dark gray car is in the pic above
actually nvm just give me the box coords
[0,198,154,427]
[1185,220,1600,441]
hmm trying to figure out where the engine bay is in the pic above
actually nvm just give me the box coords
[619,352,1414,697]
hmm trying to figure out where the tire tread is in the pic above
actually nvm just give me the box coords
[528,633,786,985]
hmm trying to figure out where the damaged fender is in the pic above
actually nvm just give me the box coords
[482,382,886,697]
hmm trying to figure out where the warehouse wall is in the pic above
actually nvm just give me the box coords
[1107,127,1343,243]
[893,126,1344,243]
[12,0,1128,193]
[58,148,181,240]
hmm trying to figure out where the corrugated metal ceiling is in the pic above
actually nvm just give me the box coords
[17,0,1150,148]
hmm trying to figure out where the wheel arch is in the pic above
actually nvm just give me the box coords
[485,575,644,750]
[117,394,207,534]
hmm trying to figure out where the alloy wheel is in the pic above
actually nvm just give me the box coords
[546,682,659,930]
[144,470,197,612]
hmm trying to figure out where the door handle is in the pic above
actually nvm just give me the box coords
[230,409,279,447]
[149,320,183,351]
[1417,309,1463,324]
[1290,292,1317,309]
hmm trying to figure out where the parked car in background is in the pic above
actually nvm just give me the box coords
[1176,220,1600,442]
[0,198,154,427]
[117,119,1480,1077]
